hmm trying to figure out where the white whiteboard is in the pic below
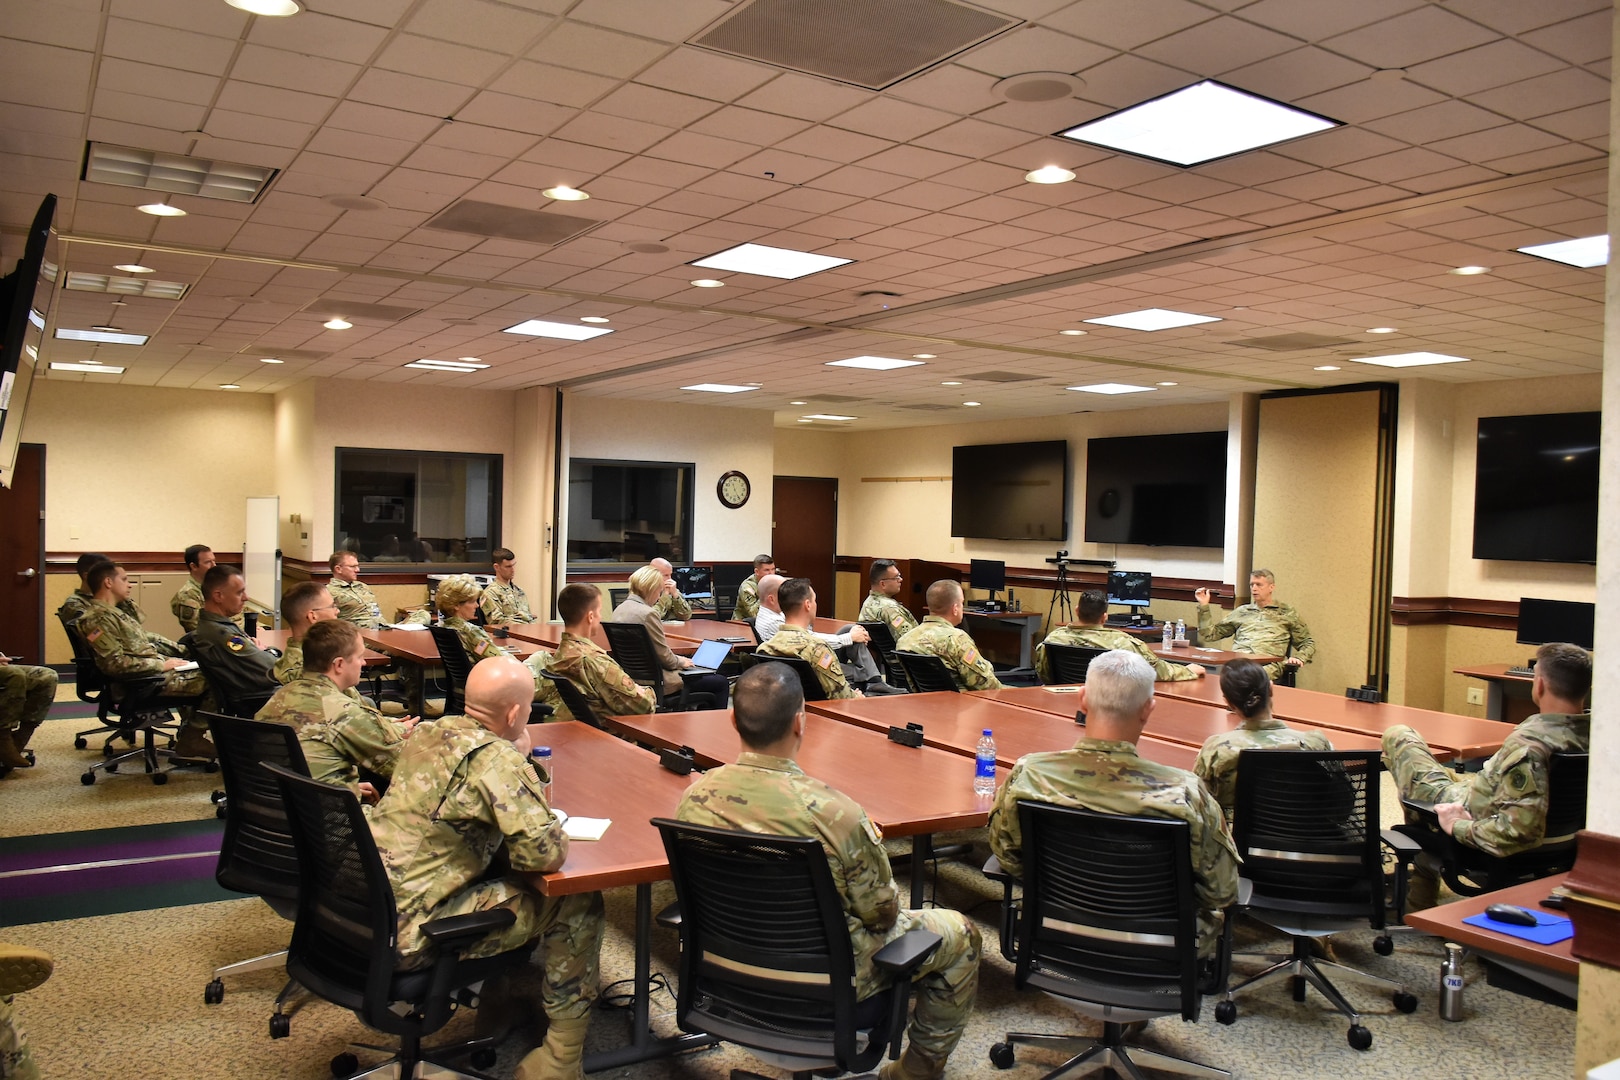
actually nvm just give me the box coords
[245,495,280,628]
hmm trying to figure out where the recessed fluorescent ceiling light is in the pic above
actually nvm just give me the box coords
[1059,329,1087,335]
[259,357,284,364]
[1067,383,1156,395]
[1367,327,1397,334]
[502,319,614,341]
[113,263,154,274]
[55,328,148,345]
[802,413,857,421]
[65,272,189,299]
[913,353,936,359]
[1024,165,1075,184]
[1083,308,1220,332]
[1350,352,1471,369]
[789,400,808,405]
[1517,235,1609,268]
[825,355,923,371]
[52,361,126,373]
[1314,365,1341,371]
[219,383,240,389]
[1449,265,1490,276]
[90,142,278,203]
[225,0,303,14]
[406,359,489,371]
[692,242,852,280]
[1156,381,1178,386]
[682,383,759,393]
[1057,80,1339,167]
[579,316,610,323]
[962,401,981,407]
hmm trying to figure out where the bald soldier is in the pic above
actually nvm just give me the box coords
[1195,569,1315,681]
[648,557,692,621]
[1035,590,1205,684]
[895,580,1003,691]
[273,581,339,684]
[679,663,981,1080]
[369,657,604,1080]
[990,650,1239,959]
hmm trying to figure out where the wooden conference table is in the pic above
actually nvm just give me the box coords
[1403,873,1577,1004]
[253,628,391,667]
[1146,643,1283,670]
[359,627,545,714]
[1454,664,1537,724]
[500,620,703,657]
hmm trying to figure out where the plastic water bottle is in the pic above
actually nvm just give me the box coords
[371,601,382,623]
[1161,621,1173,648]
[531,746,553,804]
[1439,942,1465,1021]
[1175,618,1186,643]
[974,730,997,796]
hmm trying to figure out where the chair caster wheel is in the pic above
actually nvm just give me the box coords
[23,750,34,766]
[470,1048,497,1069]
[1374,935,1394,956]
[269,1012,291,1039]
[1214,1000,1237,1025]
[989,1042,1015,1069]
[1393,990,1418,1013]
[216,803,227,819]
[204,761,219,773]
[103,745,116,758]
[74,737,88,749]
[1347,1024,1372,1050]
[204,979,224,1005]
[152,772,168,785]
[331,1051,359,1076]
[210,790,226,803]
[81,771,96,785]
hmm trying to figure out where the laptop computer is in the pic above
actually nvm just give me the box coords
[685,637,733,675]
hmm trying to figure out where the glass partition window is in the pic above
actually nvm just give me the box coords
[335,448,501,567]
[567,458,693,567]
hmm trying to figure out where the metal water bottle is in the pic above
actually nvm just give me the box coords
[1439,942,1465,1021]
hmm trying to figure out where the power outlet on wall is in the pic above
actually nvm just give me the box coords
[1466,687,1485,706]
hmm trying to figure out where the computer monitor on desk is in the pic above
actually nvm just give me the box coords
[1107,570,1152,625]
[968,559,1006,611]
[1515,597,1594,668]
[673,565,713,600]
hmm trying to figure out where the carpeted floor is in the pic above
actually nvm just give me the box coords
[0,681,1578,1079]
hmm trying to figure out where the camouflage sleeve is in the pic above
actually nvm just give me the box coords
[1454,747,1549,857]
[121,598,146,623]
[457,623,504,662]
[953,635,1003,691]
[1197,604,1238,645]
[1033,642,1052,684]
[1191,738,1233,811]
[833,806,900,934]
[1124,635,1189,681]
[593,656,656,716]
[149,632,187,658]
[654,592,691,620]
[807,639,858,699]
[987,766,1026,879]
[475,750,570,873]
[1188,784,1241,913]
[299,734,360,791]
[1288,609,1317,663]
[81,614,164,677]
[479,589,507,624]
[733,583,759,621]
[171,593,201,634]
[331,703,409,781]
[273,649,300,685]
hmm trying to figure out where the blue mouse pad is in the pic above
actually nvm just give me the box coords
[1461,910,1574,945]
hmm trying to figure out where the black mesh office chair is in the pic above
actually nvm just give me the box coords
[183,632,278,720]
[1385,752,1588,902]
[858,621,906,687]
[609,588,630,610]
[61,616,201,786]
[266,763,535,1080]
[1217,750,1416,1050]
[540,671,606,729]
[203,713,308,1035]
[985,802,1231,1080]
[652,818,942,1080]
[745,653,829,703]
[894,652,959,694]
[600,622,716,711]
[429,625,551,723]
[58,610,160,760]
[713,586,738,621]
[1040,643,1108,684]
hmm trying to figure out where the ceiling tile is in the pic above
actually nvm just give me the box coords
[403,0,554,53]
[1322,6,1500,69]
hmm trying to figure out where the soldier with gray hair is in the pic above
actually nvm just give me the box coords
[989,649,1239,957]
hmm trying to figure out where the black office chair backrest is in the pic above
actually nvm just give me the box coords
[1014,801,1200,1021]
[208,712,308,903]
[181,630,277,719]
[542,671,605,729]
[653,817,888,1073]
[750,653,829,702]
[57,612,109,704]
[1231,749,1380,926]
[1042,643,1108,685]
[894,651,958,694]
[1543,752,1590,845]
[610,588,630,610]
[860,621,898,655]
[713,586,738,621]
[600,620,665,695]
[427,625,474,715]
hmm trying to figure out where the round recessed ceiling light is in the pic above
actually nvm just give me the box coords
[913,353,936,359]
[580,316,610,324]
[1156,381,1178,387]
[1367,327,1398,334]
[1059,329,1088,336]
[1315,364,1341,371]
[690,279,725,288]
[259,357,284,364]
[962,401,982,407]
[458,356,483,363]
[941,380,963,386]
[322,193,387,212]
[1025,165,1076,185]
[992,71,1085,103]
[219,383,241,389]
[225,0,302,13]
[109,300,127,306]
[1450,265,1490,275]
[626,241,670,254]
[543,185,590,201]
[114,263,154,274]
[323,317,352,330]
[138,202,186,217]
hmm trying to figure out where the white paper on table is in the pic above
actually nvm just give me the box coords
[560,816,612,841]
[386,622,428,631]
[171,660,199,671]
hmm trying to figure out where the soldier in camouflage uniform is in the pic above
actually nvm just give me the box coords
[59,554,180,656]
[369,657,603,1080]
[1195,569,1314,680]
[1036,590,1205,684]
[481,548,538,624]
[189,566,279,705]
[649,558,691,621]
[76,562,214,759]
[679,663,980,1080]
[0,658,55,773]
[1385,642,1591,910]
[546,585,653,719]
[1193,659,1333,821]
[256,620,416,798]
[756,579,861,700]
[0,943,51,1080]
[328,550,382,628]
[990,650,1239,957]
[169,545,268,634]
[437,577,563,711]
[273,582,339,685]
[732,554,774,622]
[895,581,1003,691]
[859,559,918,638]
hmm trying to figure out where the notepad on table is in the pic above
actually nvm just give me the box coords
[561,817,612,841]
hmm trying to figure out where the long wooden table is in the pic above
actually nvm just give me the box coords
[1403,873,1577,1004]
[1147,643,1282,669]
[1455,664,1537,724]
[1154,680,1514,761]
[253,628,391,667]
[501,620,698,657]
[660,619,756,645]
[361,628,544,713]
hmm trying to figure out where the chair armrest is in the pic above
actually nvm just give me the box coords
[873,929,941,976]
[1401,797,1438,818]
[655,901,682,931]
[1381,828,1422,857]
[981,854,1011,883]
[420,908,517,950]
[1236,878,1253,907]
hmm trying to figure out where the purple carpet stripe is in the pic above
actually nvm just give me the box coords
[0,831,220,874]
[3,850,219,902]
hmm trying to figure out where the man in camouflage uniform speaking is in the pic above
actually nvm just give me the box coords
[1195,568,1315,681]
[990,649,1239,958]
[1384,641,1591,910]
[369,656,603,1080]
[678,662,981,1080]
[895,580,1004,691]
[1035,590,1205,684]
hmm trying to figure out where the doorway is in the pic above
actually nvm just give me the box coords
[771,476,838,612]
[1,444,46,664]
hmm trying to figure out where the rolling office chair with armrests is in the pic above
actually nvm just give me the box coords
[984,802,1232,1080]
[57,610,168,759]
[743,653,830,703]
[266,763,534,1080]
[651,818,942,1080]
[1217,749,1416,1050]
[183,633,278,720]
[427,625,552,724]
[893,652,959,694]
[1040,644,1109,685]
[600,621,717,712]
[858,621,907,688]
[713,586,738,622]
[1274,647,1300,688]
[60,616,201,787]
[540,671,606,730]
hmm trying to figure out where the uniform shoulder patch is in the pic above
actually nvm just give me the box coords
[816,650,834,669]
[85,627,102,642]
[964,648,979,664]
[891,613,905,629]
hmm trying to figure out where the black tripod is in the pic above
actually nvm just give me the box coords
[1047,559,1074,626]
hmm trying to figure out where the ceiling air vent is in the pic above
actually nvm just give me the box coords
[84,143,277,203]
[1227,333,1363,352]
[959,370,1042,382]
[426,200,599,246]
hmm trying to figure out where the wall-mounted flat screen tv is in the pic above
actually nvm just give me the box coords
[1084,431,1227,548]
[951,440,1068,541]
[1473,411,1599,565]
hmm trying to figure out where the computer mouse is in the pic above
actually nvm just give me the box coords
[1484,903,1538,926]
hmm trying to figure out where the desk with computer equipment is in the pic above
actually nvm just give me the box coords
[1455,596,1595,723]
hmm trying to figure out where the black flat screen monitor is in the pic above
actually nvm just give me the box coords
[1516,597,1595,651]
[969,559,1005,593]
[951,440,1068,541]
[1084,431,1227,548]
[1108,570,1152,608]
[0,194,56,489]
[673,565,711,597]
[1473,412,1600,564]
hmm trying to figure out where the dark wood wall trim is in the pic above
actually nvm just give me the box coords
[1391,596,1520,630]
[566,561,751,586]
[48,550,244,574]
[1565,831,1620,969]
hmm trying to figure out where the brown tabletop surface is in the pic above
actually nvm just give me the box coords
[1455,664,1534,684]
[499,621,695,656]
[974,685,1385,756]
[361,627,541,666]
[805,692,1197,772]
[1153,680,1513,760]
[1403,874,1576,978]
[606,709,1000,836]
[528,721,693,897]
[660,619,756,644]
[1147,643,1282,666]
[254,628,391,667]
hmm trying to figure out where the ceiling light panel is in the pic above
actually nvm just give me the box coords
[692,242,853,280]
[51,362,126,373]
[55,328,149,345]
[1517,235,1608,268]
[682,383,759,393]
[825,355,924,370]
[802,413,857,420]
[85,143,279,204]
[1083,308,1222,331]
[502,319,614,340]
[405,359,489,371]
[1056,80,1341,168]
[65,272,190,300]
[1349,352,1471,368]
[1067,383,1156,395]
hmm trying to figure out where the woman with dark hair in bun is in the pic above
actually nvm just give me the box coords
[1194,658,1334,822]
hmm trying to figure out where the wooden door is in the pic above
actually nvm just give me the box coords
[771,476,838,612]
[0,444,45,664]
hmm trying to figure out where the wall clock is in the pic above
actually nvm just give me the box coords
[717,470,751,509]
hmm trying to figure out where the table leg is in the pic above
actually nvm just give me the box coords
[1485,682,1505,723]
[583,883,716,1072]
[910,834,933,908]
[1017,617,1036,670]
